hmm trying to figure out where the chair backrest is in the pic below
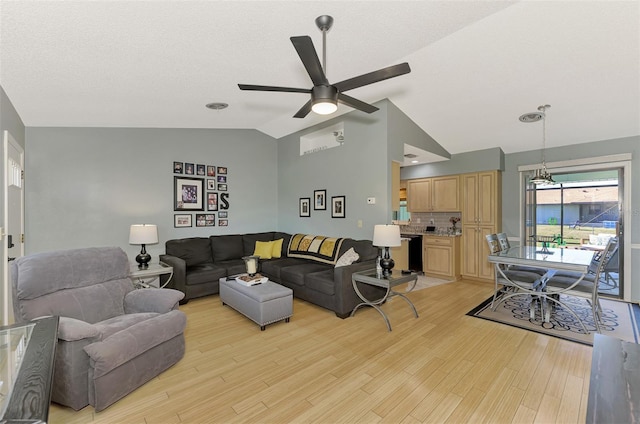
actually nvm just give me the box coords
[11,247,133,324]
[589,237,618,279]
[496,233,510,251]
[485,234,501,254]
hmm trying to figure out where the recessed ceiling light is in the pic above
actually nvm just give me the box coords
[411,160,419,164]
[205,102,229,110]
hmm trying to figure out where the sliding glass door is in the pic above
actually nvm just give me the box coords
[523,168,623,298]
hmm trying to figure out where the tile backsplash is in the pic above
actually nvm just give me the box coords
[400,212,462,234]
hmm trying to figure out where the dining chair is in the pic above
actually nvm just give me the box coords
[485,234,543,312]
[495,233,546,275]
[542,237,618,333]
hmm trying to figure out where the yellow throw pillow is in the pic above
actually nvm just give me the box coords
[253,240,273,259]
[271,238,283,259]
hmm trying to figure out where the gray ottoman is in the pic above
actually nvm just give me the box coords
[219,277,293,330]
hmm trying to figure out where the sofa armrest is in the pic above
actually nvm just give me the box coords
[124,288,185,314]
[159,254,187,294]
[332,259,381,318]
[58,316,100,342]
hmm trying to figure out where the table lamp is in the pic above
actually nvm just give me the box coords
[373,224,401,277]
[129,224,158,269]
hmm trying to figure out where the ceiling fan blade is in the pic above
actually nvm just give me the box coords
[290,36,328,86]
[293,99,313,118]
[238,84,310,93]
[337,93,379,114]
[334,62,411,92]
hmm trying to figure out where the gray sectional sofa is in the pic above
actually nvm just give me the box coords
[160,231,384,318]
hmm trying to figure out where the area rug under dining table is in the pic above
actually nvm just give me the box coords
[467,293,640,346]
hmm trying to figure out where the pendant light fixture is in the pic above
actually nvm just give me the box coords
[520,104,554,185]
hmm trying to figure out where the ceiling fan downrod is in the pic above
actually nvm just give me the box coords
[315,15,333,76]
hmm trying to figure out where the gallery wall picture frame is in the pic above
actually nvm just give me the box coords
[207,192,219,211]
[217,166,227,175]
[331,196,346,218]
[218,183,227,191]
[207,179,216,190]
[313,189,326,210]
[196,214,216,227]
[174,176,204,211]
[185,163,195,175]
[173,161,183,174]
[219,219,229,227]
[207,165,216,176]
[196,164,206,176]
[300,197,311,217]
[218,211,228,218]
[174,214,192,228]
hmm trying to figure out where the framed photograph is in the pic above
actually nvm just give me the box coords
[196,214,215,227]
[331,195,346,218]
[217,166,227,175]
[218,183,227,191]
[174,214,192,228]
[174,176,204,211]
[207,179,216,190]
[218,211,228,218]
[173,161,183,174]
[207,192,218,211]
[217,175,227,183]
[184,163,194,175]
[219,219,228,227]
[196,164,206,176]
[314,189,327,210]
[207,165,216,177]
[300,197,311,217]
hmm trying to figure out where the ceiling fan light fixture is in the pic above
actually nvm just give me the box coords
[311,85,338,115]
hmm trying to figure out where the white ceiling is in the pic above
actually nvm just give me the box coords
[1,1,638,165]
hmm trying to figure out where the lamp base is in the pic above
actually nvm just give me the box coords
[380,257,395,278]
[136,244,151,269]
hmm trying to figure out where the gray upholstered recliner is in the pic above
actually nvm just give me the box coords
[11,247,187,411]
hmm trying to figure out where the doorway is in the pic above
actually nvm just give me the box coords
[523,168,623,298]
[2,131,24,325]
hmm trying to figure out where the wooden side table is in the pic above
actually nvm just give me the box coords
[130,262,173,288]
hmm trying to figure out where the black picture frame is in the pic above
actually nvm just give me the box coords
[314,189,326,210]
[331,195,346,218]
[207,165,216,177]
[207,179,216,190]
[174,214,192,227]
[196,164,206,176]
[218,211,228,218]
[217,166,227,175]
[207,192,219,211]
[218,183,227,191]
[219,219,228,227]
[300,197,311,217]
[174,176,204,211]
[184,163,194,175]
[173,161,183,174]
[196,214,215,227]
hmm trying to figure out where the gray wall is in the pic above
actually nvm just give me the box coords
[401,147,504,179]
[25,127,278,261]
[277,102,391,240]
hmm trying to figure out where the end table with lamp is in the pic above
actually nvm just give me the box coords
[130,262,174,289]
[129,224,158,269]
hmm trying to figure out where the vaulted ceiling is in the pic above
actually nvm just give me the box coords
[1,1,638,163]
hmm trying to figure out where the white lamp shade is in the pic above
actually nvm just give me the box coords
[373,224,401,247]
[129,224,158,245]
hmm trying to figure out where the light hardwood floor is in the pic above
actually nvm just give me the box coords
[49,279,593,423]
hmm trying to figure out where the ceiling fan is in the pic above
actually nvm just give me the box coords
[238,15,411,118]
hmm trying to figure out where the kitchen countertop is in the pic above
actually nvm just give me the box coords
[401,231,462,237]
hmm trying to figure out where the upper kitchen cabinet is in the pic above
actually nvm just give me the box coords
[407,175,460,212]
[461,171,500,226]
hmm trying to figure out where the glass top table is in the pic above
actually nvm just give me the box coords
[488,246,594,273]
[350,269,419,331]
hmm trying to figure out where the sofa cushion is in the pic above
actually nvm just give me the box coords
[287,234,346,265]
[304,269,336,296]
[215,259,246,276]
[210,235,244,262]
[335,247,359,267]
[271,239,284,259]
[253,240,275,259]
[165,238,213,266]
[273,232,292,257]
[340,239,378,262]
[260,258,309,281]
[279,263,332,287]
[185,263,227,286]
[242,232,275,256]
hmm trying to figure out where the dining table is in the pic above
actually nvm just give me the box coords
[488,246,596,331]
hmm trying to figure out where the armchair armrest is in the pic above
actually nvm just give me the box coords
[159,254,187,294]
[124,288,185,314]
[58,316,100,342]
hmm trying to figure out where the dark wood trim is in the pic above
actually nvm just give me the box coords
[2,316,58,423]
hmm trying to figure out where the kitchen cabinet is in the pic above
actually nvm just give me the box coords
[407,175,460,212]
[461,170,502,281]
[423,235,460,280]
[391,238,409,271]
